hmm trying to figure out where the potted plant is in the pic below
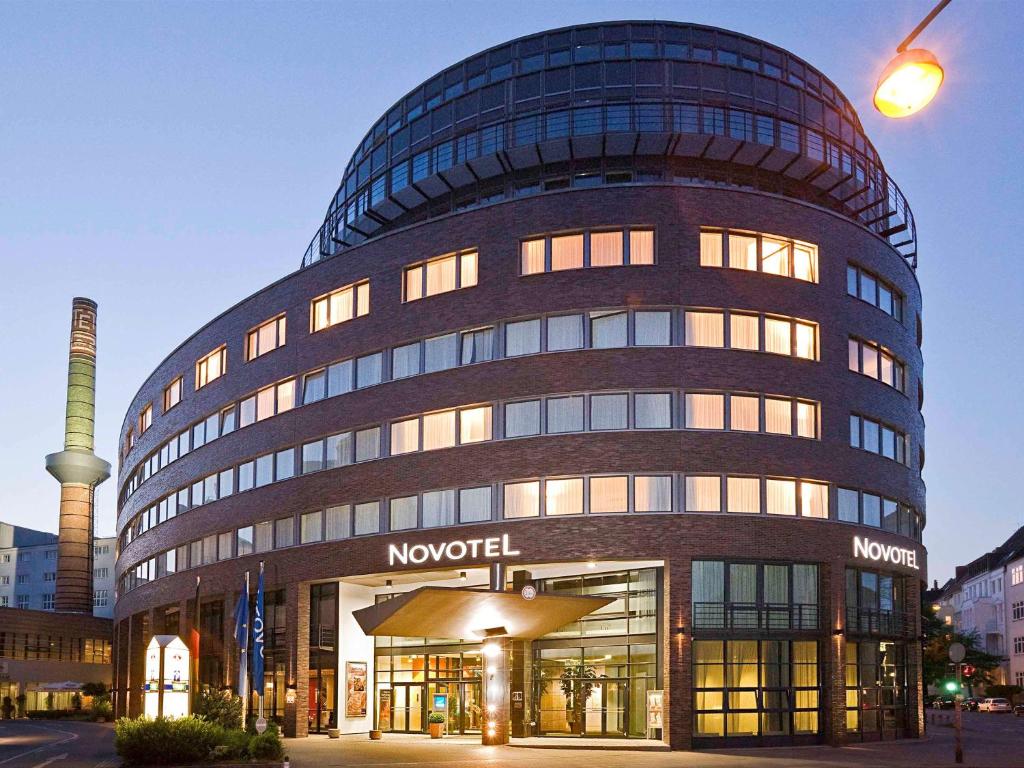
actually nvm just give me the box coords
[560,662,599,735]
[428,712,445,739]
[15,694,26,719]
[1,696,14,720]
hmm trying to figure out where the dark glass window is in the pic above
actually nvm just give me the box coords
[515,73,541,100]
[631,41,657,59]
[549,49,570,67]
[574,62,601,89]
[574,43,600,62]
[545,67,570,95]
[606,61,631,86]
[521,54,544,73]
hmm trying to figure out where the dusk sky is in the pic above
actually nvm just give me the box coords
[1,0,1021,584]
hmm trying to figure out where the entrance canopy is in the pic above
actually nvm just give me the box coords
[352,586,614,640]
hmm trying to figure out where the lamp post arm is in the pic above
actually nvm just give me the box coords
[897,0,953,52]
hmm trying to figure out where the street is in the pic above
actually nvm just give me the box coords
[285,712,1024,768]
[0,722,115,768]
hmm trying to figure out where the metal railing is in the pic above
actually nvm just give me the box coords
[844,608,915,637]
[692,602,820,632]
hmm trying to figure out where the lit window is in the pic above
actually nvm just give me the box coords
[686,476,721,512]
[764,398,792,435]
[685,311,724,347]
[700,231,723,267]
[729,314,759,351]
[504,481,540,518]
[246,315,286,360]
[423,410,456,450]
[404,250,478,302]
[727,477,760,513]
[590,476,628,513]
[728,233,757,270]
[590,231,623,267]
[546,477,583,515]
[796,402,817,438]
[729,395,759,432]
[764,317,792,355]
[551,234,584,270]
[766,479,797,515]
[390,418,419,455]
[521,239,546,274]
[704,229,817,282]
[164,377,182,412]
[139,404,152,434]
[459,406,492,443]
[685,393,724,430]
[195,346,227,389]
[311,279,370,332]
[800,481,829,518]
[629,230,655,264]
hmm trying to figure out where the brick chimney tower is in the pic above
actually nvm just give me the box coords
[45,298,110,613]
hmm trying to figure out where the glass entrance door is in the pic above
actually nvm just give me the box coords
[584,678,627,736]
[392,684,424,732]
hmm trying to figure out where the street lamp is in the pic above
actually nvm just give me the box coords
[873,0,951,118]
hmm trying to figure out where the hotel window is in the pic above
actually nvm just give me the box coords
[766,479,797,516]
[590,476,628,514]
[547,314,584,351]
[390,418,419,455]
[686,476,722,512]
[237,526,254,556]
[196,346,227,389]
[326,505,351,540]
[505,400,541,437]
[461,326,494,364]
[635,393,673,429]
[425,333,458,373]
[685,393,725,430]
[590,393,628,430]
[850,414,909,465]
[545,477,584,516]
[254,521,272,552]
[547,396,584,433]
[246,314,286,360]
[591,311,628,348]
[356,352,382,388]
[404,249,478,301]
[459,486,492,523]
[390,497,418,530]
[505,318,541,357]
[255,454,273,487]
[274,517,294,548]
[354,502,380,535]
[139,404,153,434]
[164,377,182,412]
[848,337,905,391]
[1013,601,1024,621]
[635,310,671,346]
[520,228,655,274]
[355,427,381,462]
[636,475,673,512]
[504,480,540,518]
[423,489,456,528]
[311,279,370,332]
[685,311,724,348]
[847,264,903,321]
[700,229,818,282]
[459,405,492,443]
[423,410,456,450]
[727,476,761,514]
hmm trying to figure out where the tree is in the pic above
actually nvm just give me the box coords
[81,682,107,698]
[921,596,1002,692]
[559,662,601,735]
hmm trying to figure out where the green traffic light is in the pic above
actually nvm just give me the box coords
[944,680,959,692]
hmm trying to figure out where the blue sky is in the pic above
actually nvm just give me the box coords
[0,1,1021,583]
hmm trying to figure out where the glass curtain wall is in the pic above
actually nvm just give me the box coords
[308,583,338,733]
[845,640,908,740]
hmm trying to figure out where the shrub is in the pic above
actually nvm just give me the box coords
[115,716,223,766]
[90,696,113,722]
[428,712,445,724]
[194,688,243,731]
[219,729,252,760]
[82,682,108,698]
[247,730,284,761]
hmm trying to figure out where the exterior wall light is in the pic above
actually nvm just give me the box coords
[873,0,951,118]
[832,628,844,636]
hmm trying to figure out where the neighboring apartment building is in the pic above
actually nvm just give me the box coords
[0,522,115,619]
[938,526,1024,686]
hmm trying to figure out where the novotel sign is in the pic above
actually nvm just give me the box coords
[853,536,919,570]
[389,534,521,567]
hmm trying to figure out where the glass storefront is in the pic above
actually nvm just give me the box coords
[374,649,483,734]
[845,640,908,741]
[308,583,338,733]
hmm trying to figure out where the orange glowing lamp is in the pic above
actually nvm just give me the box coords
[873,49,945,118]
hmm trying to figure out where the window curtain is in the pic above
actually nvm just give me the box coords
[390,419,419,455]
[422,490,456,528]
[325,432,352,469]
[635,393,671,428]
[505,400,540,437]
[545,478,583,515]
[325,505,351,540]
[766,479,796,515]
[551,234,584,270]
[796,402,816,438]
[764,398,793,435]
[793,244,816,281]
[392,343,420,379]
[459,251,478,287]
[426,256,456,295]
[795,323,816,359]
[700,232,723,266]
[685,311,724,347]
[727,476,760,513]
[505,319,540,356]
[590,231,623,266]
[793,565,818,611]
[590,393,628,430]
[692,561,725,604]
[461,327,494,364]
[635,311,671,345]
[764,318,792,355]
[303,371,326,404]
[635,475,672,512]
[356,353,382,388]
[546,396,584,433]
[728,234,757,270]
[329,287,353,324]
[629,230,655,264]
[763,565,789,605]
[729,314,759,350]
[590,476,628,513]
[504,481,539,518]
[459,486,491,522]
[686,476,721,512]
[729,564,757,604]
[521,239,546,274]
[547,314,584,350]
[405,266,423,301]
[800,482,829,518]
[686,393,724,429]
[354,502,380,535]
[328,359,353,396]
[761,238,791,276]
[422,411,456,450]
[459,406,492,443]
[424,333,458,372]
[729,395,759,431]
[591,311,628,348]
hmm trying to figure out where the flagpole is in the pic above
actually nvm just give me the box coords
[241,571,250,728]
[257,562,265,720]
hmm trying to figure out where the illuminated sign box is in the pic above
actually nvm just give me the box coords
[389,533,520,567]
[853,536,919,570]
[143,635,191,719]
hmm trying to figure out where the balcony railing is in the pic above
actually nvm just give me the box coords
[692,602,820,632]
[845,608,915,637]
[312,624,335,651]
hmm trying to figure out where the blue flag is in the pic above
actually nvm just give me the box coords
[252,563,265,696]
[233,574,249,695]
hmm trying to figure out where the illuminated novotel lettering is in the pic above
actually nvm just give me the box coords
[853,536,919,570]
[389,534,521,566]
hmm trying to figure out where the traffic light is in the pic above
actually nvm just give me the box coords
[962,665,976,678]
[944,680,960,693]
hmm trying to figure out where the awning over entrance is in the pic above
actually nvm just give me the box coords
[352,586,614,640]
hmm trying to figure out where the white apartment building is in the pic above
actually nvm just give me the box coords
[1005,552,1024,689]
[0,522,115,619]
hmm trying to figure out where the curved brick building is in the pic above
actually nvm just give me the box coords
[112,21,926,749]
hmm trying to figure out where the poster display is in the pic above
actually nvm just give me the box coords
[377,688,392,731]
[346,662,367,718]
[646,689,664,739]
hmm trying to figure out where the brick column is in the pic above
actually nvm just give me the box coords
[906,577,925,738]
[283,582,309,738]
[113,618,131,718]
[665,560,691,750]
[127,611,147,717]
[223,592,236,692]
[823,559,848,747]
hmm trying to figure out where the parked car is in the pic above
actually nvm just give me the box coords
[1013,703,1024,717]
[964,696,986,711]
[932,697,956,709]
[978,698,1012,713]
